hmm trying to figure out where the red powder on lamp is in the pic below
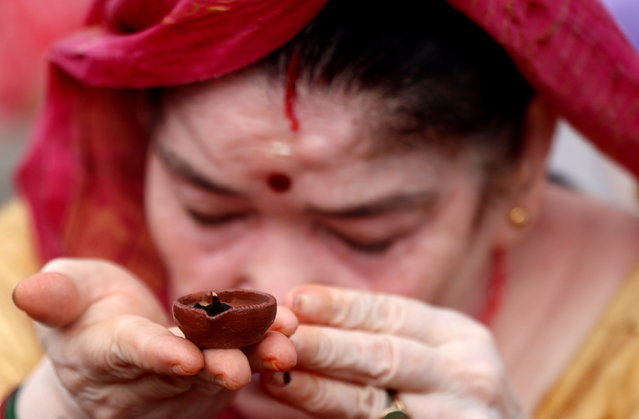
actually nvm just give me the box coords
[267,173,292,193]
[284,52,301,132]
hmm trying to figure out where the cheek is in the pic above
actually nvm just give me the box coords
[364,233,468,302]
[367,187,482,301]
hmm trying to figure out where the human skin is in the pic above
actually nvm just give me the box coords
[12,260,299,418]
[12,67,554,418]
[144,69,546,417]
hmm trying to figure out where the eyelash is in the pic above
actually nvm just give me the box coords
[187,209,248,226]
[325,228,395,255]
[186,209,395,255]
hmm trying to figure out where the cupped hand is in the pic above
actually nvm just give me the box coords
[12,258,297,419]
[261,285,524,419]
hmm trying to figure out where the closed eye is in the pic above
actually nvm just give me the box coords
[187,210,249,226]
[325,228,395,254]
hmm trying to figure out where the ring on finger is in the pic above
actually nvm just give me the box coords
[380,390,410,419]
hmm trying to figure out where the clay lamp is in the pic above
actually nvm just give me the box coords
[172,289,277,349]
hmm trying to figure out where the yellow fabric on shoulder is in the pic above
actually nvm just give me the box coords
[2,199,639,415]
[535,266,639,418]
[0,200,42,397]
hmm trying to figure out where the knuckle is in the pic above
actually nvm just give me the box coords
[468,372,501,404]
[332,291,371,328]
[365,294,406,333]
[111,314,141,347]
[443,344,503,404]
[333,291,405,333]
[57,365,86,394]
[298,376,332,412]
[458,359,502,404]
[108,315,150,373]
[294,376,372,419]
[296,325,338,369]
[360,336,399,385]
[357,386,383,419]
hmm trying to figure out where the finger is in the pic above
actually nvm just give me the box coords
[292,325,434,391]
[97,374,198,406]
[293,324,504,401]
[52,315,206,400]
[286,284,486,344]
[400,392,500,419]
[245,331,297,372]
[263,371,498,419]
[106,315,205,379]
[200,348,251,391]
[13,272,82,327]
[261,369,388,419]
[269,305,298,337]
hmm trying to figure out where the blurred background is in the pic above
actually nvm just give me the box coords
[0,0,637,212]
[0,0,89,203]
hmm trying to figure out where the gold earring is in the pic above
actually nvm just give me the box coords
[508,206,529,229]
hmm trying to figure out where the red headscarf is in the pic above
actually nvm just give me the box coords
[16,0,639,300]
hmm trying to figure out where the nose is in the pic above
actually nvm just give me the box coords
[235,221,317,304]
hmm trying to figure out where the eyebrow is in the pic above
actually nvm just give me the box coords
[154,142,242,197]
[154,142,437,217]
[305,191,438,219]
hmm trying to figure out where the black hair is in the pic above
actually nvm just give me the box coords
[261,0,534,188]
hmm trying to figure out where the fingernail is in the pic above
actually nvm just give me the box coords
[197,370,221,384]
[172,364,189,375]
[213,374,228,388]
[263,357,284,372]
[269,371,291,387]
[199,371,229,388]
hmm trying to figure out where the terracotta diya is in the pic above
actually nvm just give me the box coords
[172,289,277,349]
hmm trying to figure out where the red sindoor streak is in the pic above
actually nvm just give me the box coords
[284,52,301,132]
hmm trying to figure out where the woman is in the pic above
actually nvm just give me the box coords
[2,0,639,417]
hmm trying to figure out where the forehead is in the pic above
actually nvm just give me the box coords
[154,69,478,209]
[159,69,392,167]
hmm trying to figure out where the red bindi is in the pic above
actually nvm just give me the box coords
[267,173,292,193]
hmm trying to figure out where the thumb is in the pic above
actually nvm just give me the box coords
[13,271,81,328]
[13,258,167,328]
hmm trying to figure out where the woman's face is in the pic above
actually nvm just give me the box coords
[145,70,505,315]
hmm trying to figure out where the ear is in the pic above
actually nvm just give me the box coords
[492,95,558,247]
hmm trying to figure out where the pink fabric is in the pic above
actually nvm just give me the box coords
[52,0,328,87]
[0,0,89,125]
[18,66,168,297]
[448,0,639,179]
[16,0,639,296]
